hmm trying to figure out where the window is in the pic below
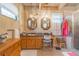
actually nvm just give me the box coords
[1,7,17,20]
[52,13,63,35]
[52,13,63,23]
[0,4,18,20]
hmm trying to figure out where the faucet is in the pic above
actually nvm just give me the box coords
[0,33,8,42]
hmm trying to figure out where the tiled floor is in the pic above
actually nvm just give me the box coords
[21,50,37,56]
[21,48,63,56]
[37,48,63,56]
[61,48,79,56]
[21,48,79,56]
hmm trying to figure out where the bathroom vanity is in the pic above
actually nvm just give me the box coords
[0,39,21,56]
[21,33,43,49]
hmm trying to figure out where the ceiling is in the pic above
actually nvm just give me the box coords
[23,3,60,6]
[23,3,79,11]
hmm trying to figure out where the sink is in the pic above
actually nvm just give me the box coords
[21,32,44,37]
[27,33,36,36]
[0,40,4,45]
[0,36,7,43]
[0,33,8,45]
[0,42,3,44]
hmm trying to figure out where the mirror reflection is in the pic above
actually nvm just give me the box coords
[41,17,50,30]
[27,17,37,30]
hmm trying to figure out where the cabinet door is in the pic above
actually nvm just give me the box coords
[4,46,13,56]
[0,52,3,56]
[31,38,36,48]
[36,37,42,48]
[4,40,21,56]
[21,37,27,49]
[10,48,21,56]
[27,37,36,48]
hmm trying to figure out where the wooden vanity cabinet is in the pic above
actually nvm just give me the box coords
[26,37,36,49]
[26,36,43,49]
[4,40,21,56]
[0,39,21,56]
[21,36,27,49]
[0,52,4,56]
[21,35,43,49]
[35,37,43,48]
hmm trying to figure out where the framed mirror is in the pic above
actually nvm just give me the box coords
[41,17,50,30]
[27,17,37,30]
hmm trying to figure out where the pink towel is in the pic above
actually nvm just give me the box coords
[68,52,77,56]
[62,19,69,38]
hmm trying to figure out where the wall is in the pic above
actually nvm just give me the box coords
[23,6,63,35]
[17,4,25,33]
[0,15,18,38]
[24,6,53,33]
[20,5,73,35]
[0,4,19,39]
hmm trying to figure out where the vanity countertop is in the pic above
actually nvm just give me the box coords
[20,33,45,37]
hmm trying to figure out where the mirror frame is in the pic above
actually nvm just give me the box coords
[41,17,50,30]
[27,17,37,30]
